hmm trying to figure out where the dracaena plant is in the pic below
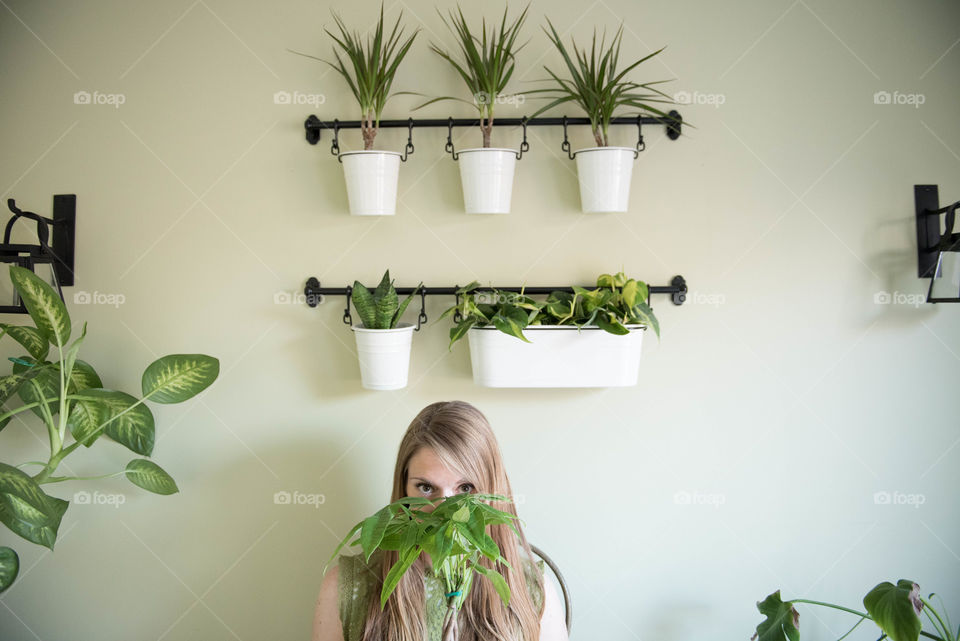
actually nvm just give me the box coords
[522,18,682,147]
[407,4,530,148]
[323,492,521,641]
[351,270,422,329]
[290,3,419,150]
[0,265,219,594]
[752,580,957,641]
[437,271,660,349]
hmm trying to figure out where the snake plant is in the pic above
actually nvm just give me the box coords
[0,265,219,594]
[352,270,422,329]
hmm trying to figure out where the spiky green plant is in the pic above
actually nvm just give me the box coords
[523,18,681,147]
[352,270,422,329]
[290,4,419,150]
[406,4,529,148]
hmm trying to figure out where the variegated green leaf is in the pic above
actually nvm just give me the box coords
[141,354,219,404]
[0,323,49,360]
[8,265,71,347]
[71,389,155,455]
[491,305,530,343]
[62,322,87,387]
[0,462,65,549]
[351,282,377,328]
[125,459,178,495]
[66,359,102,393]
[0,546,18,594]
[13,359,60,419]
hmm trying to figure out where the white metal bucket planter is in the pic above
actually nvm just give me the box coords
[339,150,402,216]
[572,146,638,213]
[467,324,646,388]
[352,322,415,390]
[456,148,518,214]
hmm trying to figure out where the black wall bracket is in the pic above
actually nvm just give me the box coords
[0,194,76,315]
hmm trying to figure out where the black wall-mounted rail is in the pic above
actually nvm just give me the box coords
[304,275,687,329]
[304,112,683,158]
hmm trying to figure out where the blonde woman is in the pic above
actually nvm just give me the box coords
[312,400,570,641]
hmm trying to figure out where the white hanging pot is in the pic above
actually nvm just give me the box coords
[467,324,646,388]
[339,150,402,216]
[456,148,518,214]
[573,146,637,213]
[352,323,415,390]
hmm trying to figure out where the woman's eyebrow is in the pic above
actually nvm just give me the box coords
[410,476,470,484]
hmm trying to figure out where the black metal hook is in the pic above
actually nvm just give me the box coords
[415,287,428,330]
[515,117,530,160]
[400,118,415,162]
[342,285,353,326]
[445,117,459,161]
[5,200,52,249]
[452,288,462,323]
[635,115,646,154]
[331,119,341,161]
[560,116,575,160]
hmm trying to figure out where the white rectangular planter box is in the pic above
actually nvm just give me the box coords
[466,324,646,388]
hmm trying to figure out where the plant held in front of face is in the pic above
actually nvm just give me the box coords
[323,492,521,641]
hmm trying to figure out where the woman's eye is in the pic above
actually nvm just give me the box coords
[416,483,433,494]
[460,484,475,493]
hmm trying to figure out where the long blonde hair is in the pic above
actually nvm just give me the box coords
[358,400,544,641]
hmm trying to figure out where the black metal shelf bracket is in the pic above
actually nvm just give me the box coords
[915,184,960,303]
[304,275,688,330]
[0,195,76,315]
[304,111,682,158]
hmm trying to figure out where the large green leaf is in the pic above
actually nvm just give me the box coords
[8,265,71,347]
[491,304,531,343]
[0,323,49,360]
[753,591,799,641]
[381,545,421,610]
[12,359,59,418]
[863,580,923,641]
[0,546,18,594]
[141,354,219,404]
[473,562,511,607]
[66,359,102,393]
[70,389,155,455]
[125,459,178,495]
[0,462,66,549]
[360,506,393,562]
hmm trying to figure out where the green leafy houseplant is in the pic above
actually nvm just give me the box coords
[437,270,660,350]
[408,4,530,148]
[523,18,682,147]
[323,491,522,641]
[0,265,219,594]
[290,3,419,150]
[351,269,422,329]
[752,580,957,641]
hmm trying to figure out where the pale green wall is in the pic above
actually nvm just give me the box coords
[1,0,958,639]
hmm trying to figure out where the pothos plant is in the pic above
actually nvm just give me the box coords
[0,265,219,594]
[752,580,957,641]
[323,492,522,641]
[351,269,422,329]
[437,270,660,349]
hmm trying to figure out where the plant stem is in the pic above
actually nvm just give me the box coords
[921,597,953,641]
[38,470,127,485]
[791,599,870,618]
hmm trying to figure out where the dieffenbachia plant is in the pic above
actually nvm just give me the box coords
[752,580,957,641]
[0,265,219,594]
[323,492,522,641]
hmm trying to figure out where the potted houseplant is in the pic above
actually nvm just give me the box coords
[751,579,957,641]
[437,271,660,387]
[350,269,422,390]
[292,4,419,216]
[323,491,522,641]
[0,265,219,594]
[407,5,529,214]
[523,19,682,213]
